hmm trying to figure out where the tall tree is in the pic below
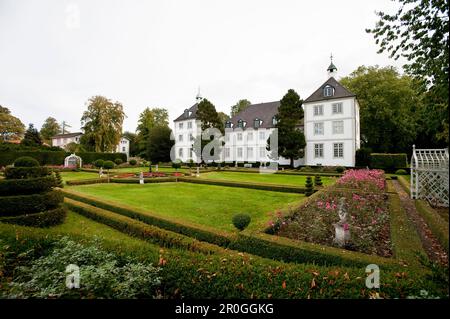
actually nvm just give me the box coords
[230,99,251,117]
[21,123,42,146]
[340,66,421,153]
[217,112,230,127]
[81,96,126,152]
[0,105,25,142]
[267,89,305,168]
[367,0,449,143]
[136,107,169,156]
[146,125,174,164]
[40,117,61,142]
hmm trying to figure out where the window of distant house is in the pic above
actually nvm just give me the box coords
[122,147,126,152]
[323,85,334,97]
[259,131,265,140]
[332,102,343,114]
[187,121,192,129]
[178,134,183,142]
[254,119,260,128]
[314,122,324,135]
[332,121,344,134]
[247,132,253,141]
[272,116,277,126]
[334,143,344,158]
[238,120,244,128]
[225,147,230,158]
[178,148,183,157]
[179,122,183,129]
[237,133,243,141]
[189,148,193,158]
[225,121,232,128]
[314,105,323,116]
[237,147,243,158]
[247,147,253,158]
[184,109,189,117]
[314,144,324,158]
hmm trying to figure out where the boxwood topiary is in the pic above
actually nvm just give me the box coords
[232,214,251,231]
[0,206,66,227]
[129,159,137,166]
[103,160,115,170]
[4,166,50,179]
[395,169,407,175]
[114,158,123,165]
[13,156,40,167]
[305,176,314,196]
[94,159,105,168]
[0,191,64,216]
[336,166,345,173]
[0,176,57,196]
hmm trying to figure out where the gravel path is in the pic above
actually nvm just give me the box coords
[392,180,448,266]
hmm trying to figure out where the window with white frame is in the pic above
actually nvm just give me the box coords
[225,147,230,158]
[314,105,323,116]
[187,121,193,129]
[237,147,243,158]
[237,133,243,141]
[178,134,183,142]
[314,122,324,135]
[323,85,334,97]
[332,121,344,134]
[333,143,344,158]
[122,147,126,152]
[238,120,244,128]
[259,131,265,140]
[272,116,277,125]
[254,119,260,128]
[332,103,343,114]
[259,147,266,158]
[189,148,193,158]
[247,147,253,158]
[178,148,183,157]
[179,122,184,129]
[314,144,324,158]
[247,132,253,141]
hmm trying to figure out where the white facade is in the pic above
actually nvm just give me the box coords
[116,137,130,160]
[304,97,360,167]
[173,118,202,163]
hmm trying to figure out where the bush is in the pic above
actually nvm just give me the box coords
[4,166,51,179]
[232,214,251,231]
[395,169,408,175]
[0,176,57,196]
[314,175,322,186]
[94,159,104,168]
[304,176,314,196]
[370,153,407,171]
[355,147,372,167]
[336,166,345,173]
[129,159,137,166]
[103,160,115,170]
[54,171,63,188]
[0,151,66,167]
[13,156,40,167]
[171,160,181,170]
[77,152,127,165]
[0,191,63,216]
[114,158,123,165]
[0,206,66,227]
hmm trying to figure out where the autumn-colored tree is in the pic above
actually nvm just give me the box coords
[0,105,25,142]
[40,117,61,142]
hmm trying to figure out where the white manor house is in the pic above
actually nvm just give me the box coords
[173,62,360,167]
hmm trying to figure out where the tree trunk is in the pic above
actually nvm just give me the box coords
[290,157,294,169]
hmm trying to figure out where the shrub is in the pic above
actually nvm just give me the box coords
[336,166,345,173]
[77,152,127,165]
[232,214,251,231]
[114,158,123,165]
[129,159,137,166]
[304,176,314,196]
[54,171,63,188]
[370,153,407,171]
[171,160,181,170]
[14,156,39,167]
[355,148,372,167]
[0,176,57,196]
[4,166,51,179]
[314,175,323,186]
[0,151,67,167]
[0,191,63,216]
[0,206,66,227]
[94,159,104,168]
[103,160,115,170]
[395,169,408,175]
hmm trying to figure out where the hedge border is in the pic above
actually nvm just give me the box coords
[0,176,56,195]
[0,191,63,216]
[65,179,109,186]
[415,200,449,253]
[218,169,343,177]
[0,206,67,227]
[110,177,178,184]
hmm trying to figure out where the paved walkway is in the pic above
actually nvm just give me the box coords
[392,180,448,266]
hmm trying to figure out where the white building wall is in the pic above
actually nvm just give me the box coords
[116,138,130,160]
[173,119,202,162]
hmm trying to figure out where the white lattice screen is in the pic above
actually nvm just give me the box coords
[411,146,449,207]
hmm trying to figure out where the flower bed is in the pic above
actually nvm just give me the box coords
[271,169,392,257]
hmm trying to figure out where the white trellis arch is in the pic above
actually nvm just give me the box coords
[64,153,82,168]
[411,145,449,207]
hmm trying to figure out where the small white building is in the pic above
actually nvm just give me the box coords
[116,137,130,160]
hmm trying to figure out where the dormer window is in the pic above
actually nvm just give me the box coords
[225,121,232,128]
[254,118,261,129]
[184,109,189,117]
[323,85,334,97]
[237,119,244,128]
[272,116,277,126]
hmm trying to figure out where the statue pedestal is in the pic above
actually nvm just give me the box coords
[333,222,350,247]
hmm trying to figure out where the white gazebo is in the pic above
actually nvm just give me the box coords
[411,145,449,207]
[64,153,82,168]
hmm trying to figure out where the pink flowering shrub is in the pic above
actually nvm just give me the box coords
[335,169,385,193]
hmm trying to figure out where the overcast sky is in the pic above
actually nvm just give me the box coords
[0,0,406,133]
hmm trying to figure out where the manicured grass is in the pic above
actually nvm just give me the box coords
[68,182,305,231]
[110,166,191,174]
[60,171,106,182]
[198,171,336,187]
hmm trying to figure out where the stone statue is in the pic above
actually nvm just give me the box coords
[333,197,350,247]
[139,171,144,184]
[99,167,103,178]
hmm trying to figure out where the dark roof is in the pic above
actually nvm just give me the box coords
[327,62,337,72]
[174,104,198,122]
[228,101,281,129]
[304,77,355,103]
[51,132,83,139]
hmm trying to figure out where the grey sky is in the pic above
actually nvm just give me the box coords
[0,0,406,133]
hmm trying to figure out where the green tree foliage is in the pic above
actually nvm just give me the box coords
[367,0,449,143]
[146,125,174,164]
[268,89,305,168]
[340,66,420,152]
[230,99,251,117]
[0,105,25,142]
[217,112,230,127]
[81,96,126,152]
[136,108,169,156]
[21,124,42,146]
[64,141,85,153]
[40,117,61,142]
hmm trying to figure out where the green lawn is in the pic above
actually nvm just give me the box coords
[69,182,304,231]
[198,171,336,187]
[60,171,105,182]
[109,166,191,174]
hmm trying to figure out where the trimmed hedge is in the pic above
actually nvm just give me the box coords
[65,178,109,186]
[0,191,63,216]
[179,177,309,194]
[110,177,177,184]
[79,153,126,165]
[0,206,67,227]
[415,200,449,253]
[0,176,57,196]
[13,156,39,167]
[4,166,51,179]
[370,153,408,171]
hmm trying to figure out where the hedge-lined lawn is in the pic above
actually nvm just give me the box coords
[110,167,191,174]
[69,183,304,231]
[199,171,336,187]
[60,171,105,182]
